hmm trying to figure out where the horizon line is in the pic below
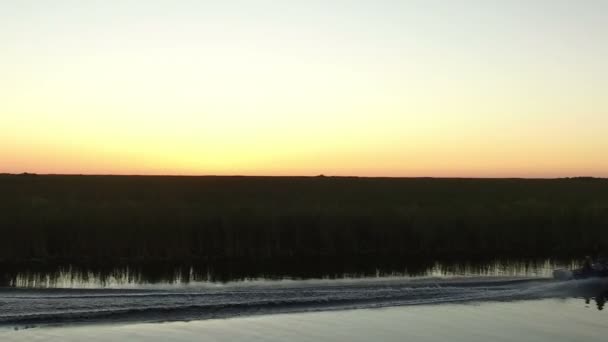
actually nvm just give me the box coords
[2,172,605,180]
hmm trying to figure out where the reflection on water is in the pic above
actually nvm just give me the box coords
[585,291,608,311]
[0,258,578,288]
[0,275,606,329]
[3,298,607,342]
[0,259,606,329]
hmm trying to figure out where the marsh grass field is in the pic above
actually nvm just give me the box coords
[1,174,607,283]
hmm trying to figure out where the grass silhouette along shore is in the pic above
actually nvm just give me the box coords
[1,175,607,267]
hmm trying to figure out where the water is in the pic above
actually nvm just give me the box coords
[2,258,606,341]
[3,258,575,288]
[1,282,608,341]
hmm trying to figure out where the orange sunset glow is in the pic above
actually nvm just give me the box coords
[2,1,607,178]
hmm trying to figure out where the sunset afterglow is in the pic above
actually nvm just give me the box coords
[2,1,607,177]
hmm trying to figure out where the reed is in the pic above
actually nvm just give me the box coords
[1,175,606,264]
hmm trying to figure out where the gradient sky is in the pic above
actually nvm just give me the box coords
[1,0,607,177]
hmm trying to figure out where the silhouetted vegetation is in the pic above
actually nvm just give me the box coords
[0,175,607,269]
[0,257,565,287]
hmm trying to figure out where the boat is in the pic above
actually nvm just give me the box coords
[553,260,608,280]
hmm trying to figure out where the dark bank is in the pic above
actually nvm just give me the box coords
[1,175,607,282]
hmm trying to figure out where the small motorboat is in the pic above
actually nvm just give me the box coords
[554,260,608,280]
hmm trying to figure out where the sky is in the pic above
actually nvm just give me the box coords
[1,0,607,177]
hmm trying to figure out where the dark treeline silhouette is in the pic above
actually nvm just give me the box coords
[0,175,607,266]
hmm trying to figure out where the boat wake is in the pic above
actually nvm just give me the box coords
[1,277,607,327]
